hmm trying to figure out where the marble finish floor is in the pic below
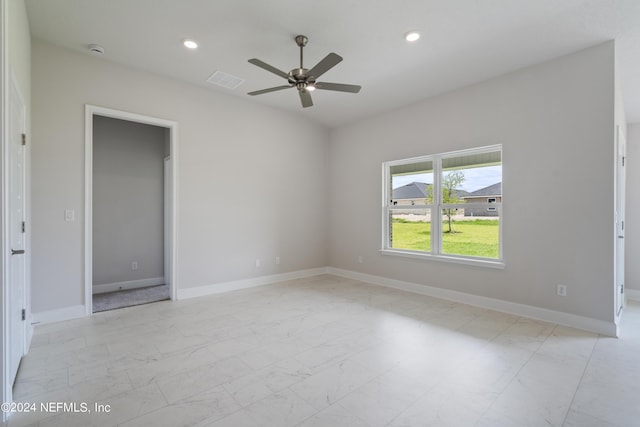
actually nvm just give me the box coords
[6,275,640,426]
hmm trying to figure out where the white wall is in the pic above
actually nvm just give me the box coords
[329,42,616,325]
[31,41,329,314]
[626,123,640,291]
[8,0,30,112]
[92,116,166,287]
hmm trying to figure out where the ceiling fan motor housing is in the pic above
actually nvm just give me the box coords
[289,68,315,90]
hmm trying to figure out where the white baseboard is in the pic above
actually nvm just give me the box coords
[31,305,86,326]
[327,267,617,337]
[30,267,619,337]
[177,267,328,300]
[626,288,640,302]
[93,277,165,294]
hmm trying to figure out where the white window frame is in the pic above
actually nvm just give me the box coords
[381,145,504,268]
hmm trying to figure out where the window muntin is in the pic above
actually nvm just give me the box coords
[383,145,502,264]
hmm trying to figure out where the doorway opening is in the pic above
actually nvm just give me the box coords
[85,106,177,314]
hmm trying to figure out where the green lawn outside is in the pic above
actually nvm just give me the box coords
[391,219,499,258]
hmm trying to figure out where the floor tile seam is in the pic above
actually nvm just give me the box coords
[562,409,625,427]
[13,360,71,384]
[222,386,314,426]
[284,354,385,410]
[5,410,58,427]
[106,382,170,426]
[11,367,71,403]
[559,328,602,426]
[482,320,549,356]
[471,331,543,426]
[290,354,435,427]
[155,354,250,392]
[286,379,371,427]
[154,379,174,414]
[237,346,309,370]
[377,375,450,427]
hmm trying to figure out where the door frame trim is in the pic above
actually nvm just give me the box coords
[84,105,178,315]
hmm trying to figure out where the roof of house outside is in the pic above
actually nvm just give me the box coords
[463,182,502,198]
[392,182,429,200]
[392,182,470,200]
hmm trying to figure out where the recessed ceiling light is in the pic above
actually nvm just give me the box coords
[183,39,198,49]
[404,31,420,42]
[88,43,105,55]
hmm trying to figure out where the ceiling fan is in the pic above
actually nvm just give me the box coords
[247,35,361,108]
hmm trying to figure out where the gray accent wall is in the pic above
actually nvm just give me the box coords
[92,116,166,287]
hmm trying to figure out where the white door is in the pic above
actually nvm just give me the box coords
[9,77,26,383]
[615,126,626,318]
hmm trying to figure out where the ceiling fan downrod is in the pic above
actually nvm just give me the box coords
[295,35,308,69]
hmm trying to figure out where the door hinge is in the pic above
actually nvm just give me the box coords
[622,156,626,167]
[621,284,624,294]
[21,309,25,321]
[21,221,25,233]
[21,133,26,146]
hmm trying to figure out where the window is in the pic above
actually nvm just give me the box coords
[382,145,503,267]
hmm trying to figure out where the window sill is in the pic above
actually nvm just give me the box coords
[379,249,505,269]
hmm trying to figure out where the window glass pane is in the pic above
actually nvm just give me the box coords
[441,209,500,259]
[441,151,502,204]
[389,209,431,252]
[390,160,433,206]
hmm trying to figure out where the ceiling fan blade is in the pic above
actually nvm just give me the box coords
[315,82,361,93]
[247,85,292,96]
[308,53,342,79]
[248,58,289,80]
[299,90,313,108]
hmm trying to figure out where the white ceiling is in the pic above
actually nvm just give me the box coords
[25,0,640,128]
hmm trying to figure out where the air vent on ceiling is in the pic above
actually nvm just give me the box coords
[207,71,245,90]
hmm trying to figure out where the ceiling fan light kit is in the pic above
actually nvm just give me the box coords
[248,35,361,108]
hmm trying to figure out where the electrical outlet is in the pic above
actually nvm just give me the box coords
[357,256,364,264]
[557,284,567,297]
[275,256,280,265]
[131,261,138,271]
[255,259,261,268]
